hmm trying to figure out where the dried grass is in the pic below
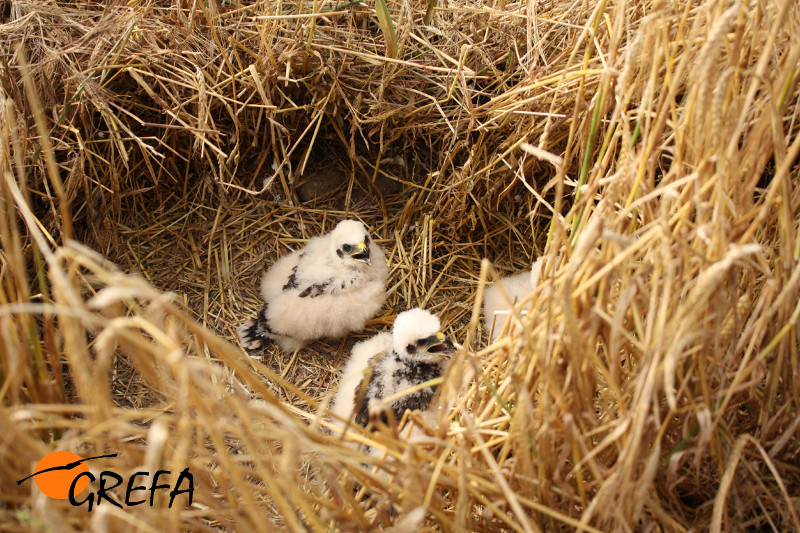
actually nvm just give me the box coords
[2,0,800,531]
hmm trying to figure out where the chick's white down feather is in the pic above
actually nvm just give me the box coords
[483,256,544,342]
[329,308,453,431]
[238,220,388,352]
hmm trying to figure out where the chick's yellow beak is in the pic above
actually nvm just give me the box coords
[350,241,370,264]
[421,332,455,356]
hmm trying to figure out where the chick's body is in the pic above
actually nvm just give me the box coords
[239,220,388,352]
[483,256,544,341]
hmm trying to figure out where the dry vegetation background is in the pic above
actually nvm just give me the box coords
[1,0,799,531]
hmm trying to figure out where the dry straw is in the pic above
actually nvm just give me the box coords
[1,0,799,530]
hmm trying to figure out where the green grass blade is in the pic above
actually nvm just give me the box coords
[423,0,438,24]
[375,0,398,58]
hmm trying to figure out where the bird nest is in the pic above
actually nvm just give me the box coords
[2,0,800,531]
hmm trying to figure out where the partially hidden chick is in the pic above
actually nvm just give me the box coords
[238,219,388,352]
[483,256,545,342]
[330,308,455,430]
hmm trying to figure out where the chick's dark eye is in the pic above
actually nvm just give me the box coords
[341,244,352,253]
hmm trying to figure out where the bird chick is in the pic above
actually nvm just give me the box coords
[330,308,455,430]
[483,256,545,342]
[238,219,388,352]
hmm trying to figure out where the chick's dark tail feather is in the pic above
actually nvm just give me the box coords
[237,305,274,352]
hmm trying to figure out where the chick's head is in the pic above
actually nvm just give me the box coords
[331,219,372,267]
[392,308,455,362]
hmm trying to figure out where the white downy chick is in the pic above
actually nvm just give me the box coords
[483,256,545,342]
[238,219,388,352]
[330,308,455,430]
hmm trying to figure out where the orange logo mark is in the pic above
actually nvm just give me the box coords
[31,451,90,499]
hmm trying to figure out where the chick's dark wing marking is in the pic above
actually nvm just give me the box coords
[283,265,299,290]
[281,253,305,291]
[353,374,372,428]
[298,269,367,297]
[298,279,334,298]
[354,353,387,427]
[390,389,436,419]
[386,360,441,420]
[278,253,334,297]
[395,361,442,384]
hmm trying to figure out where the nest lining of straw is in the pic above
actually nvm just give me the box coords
[105,183,532,411]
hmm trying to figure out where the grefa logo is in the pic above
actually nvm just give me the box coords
[17,451,194,512]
